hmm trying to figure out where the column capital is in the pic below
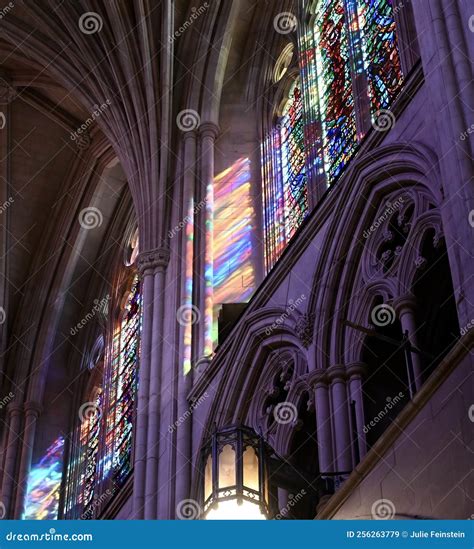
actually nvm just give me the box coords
[327,364,347,383]
[393,293,417,315]
[137,247,170,276]
[7,403,23,417]
[199,121,219,139]
[346,362,366,379]
[24,400,42,417]
[308,369,328,389]
[182,128,197,141]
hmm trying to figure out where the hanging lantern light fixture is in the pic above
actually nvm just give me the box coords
[200,425,272,520]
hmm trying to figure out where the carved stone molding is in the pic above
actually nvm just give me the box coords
[199,121,219,140]
[24,400,43,417]
[295,313,315,348]
[346,362,367,380]
[326,364,347,383]
[0,77,17,104]
[414,255,427,271]
[306,369,328,389]
[7,403,23,416]
[137,247,170,276]
[393,293,418,317]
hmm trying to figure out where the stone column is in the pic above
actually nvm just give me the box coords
[312,372,333,474]
[132,248,170,519]
[132,256,154,518]
[327,365,352,473]
[394,295,423,393]
[13,401,42,519]
[347,363,367,462]
[0,403,23,518]
[174,129,197,511]
[410,0,474,328]
[142,249,170,519]
[196,122,219,361]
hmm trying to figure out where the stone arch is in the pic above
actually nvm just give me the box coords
[306,142,442,370]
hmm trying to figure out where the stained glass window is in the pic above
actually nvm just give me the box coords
[280,82,309,240]
[105,274,141,487]
[263,0,405,271]
[79,389,103,519]
[63,274,142,519]
[356,0,403,115]
[314,0,358,181]
[311,0,403,180]
[262,80,309,271]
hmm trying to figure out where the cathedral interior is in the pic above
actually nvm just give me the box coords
[0,0,472,521]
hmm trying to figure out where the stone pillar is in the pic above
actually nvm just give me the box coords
[132,248,170,519]
[312,372,333,474]
[196,122,219,360]
[347,363,367,462]
[0,403,23,518]
[327,365,352,473]
[132,258,154,518]
[394,295,423,393]
[410,0,474,328]
[174,129,197,511]
[143,249,170,519]
[13,401,42,519]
